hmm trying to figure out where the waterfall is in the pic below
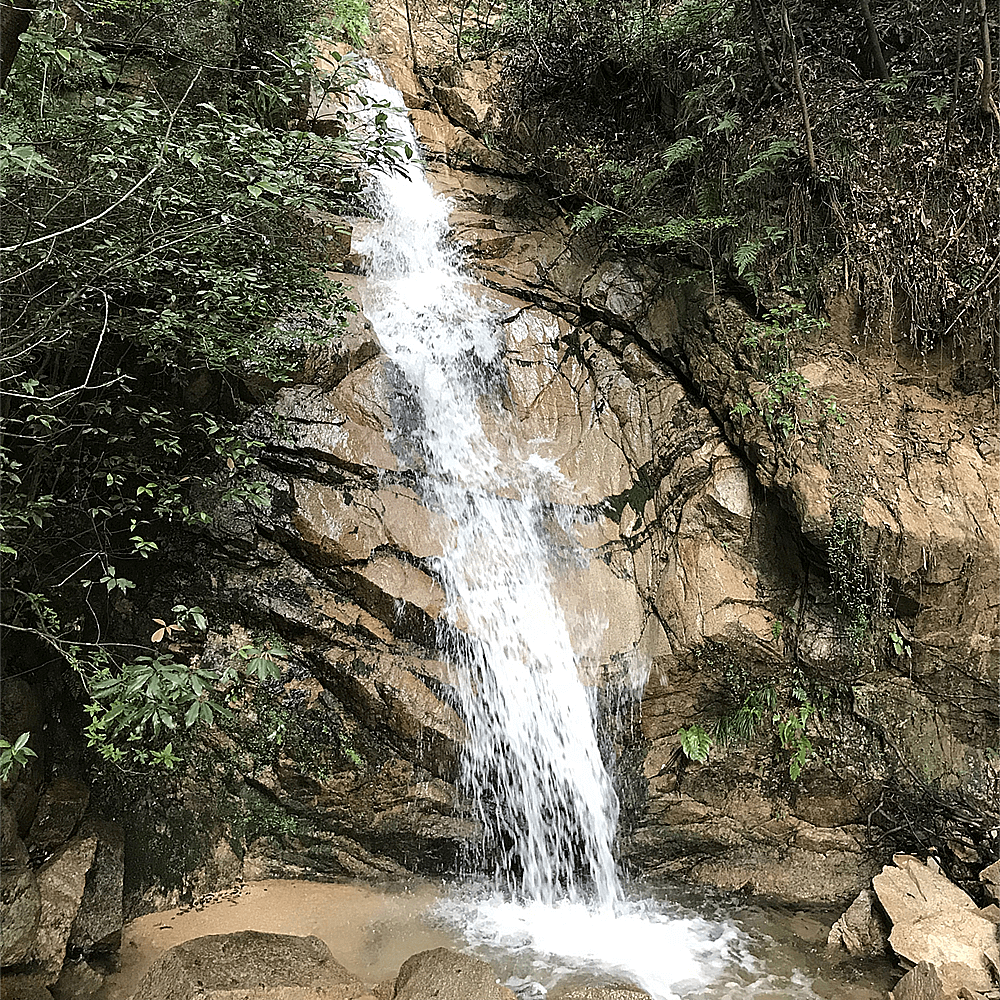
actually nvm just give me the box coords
[347,72,830,1000]
[355,76,622,909]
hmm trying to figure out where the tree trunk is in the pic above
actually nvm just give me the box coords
[748,0,785,96]
[403,0,418,70]
[977,0,1000,127]
[858,0,889,80]
[782,2,816,172]
[945,0,969,149]
[1,0,34,89]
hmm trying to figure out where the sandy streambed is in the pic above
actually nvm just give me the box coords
[97,880,457,998]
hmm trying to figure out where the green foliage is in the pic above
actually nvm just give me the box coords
[571,202,613,231]
[84,654,226,762]
[325,0,371,47]
[775,703,816,780]
[889,630,912,659]
[735,140,797,188]
[83,637,288,766]
[242,793,301,842]
[677,681,820,780]
[0,733,38,781]
[617,214,735,251]
[496,0,998,347]
[1,0,402,766]
[729,301,845,445]
[236,640,288,682]
[678,723,713,763]
[660,136,703,172]
[827,509,908,671]
[713,685,777,748]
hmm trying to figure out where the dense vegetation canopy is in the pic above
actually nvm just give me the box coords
[446,0,997,359]
[0,0,399,770]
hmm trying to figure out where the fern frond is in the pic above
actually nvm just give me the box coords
[734,239,762,276]
[660,136,703,172]
[571,202,611,231]
[736,139,797,187]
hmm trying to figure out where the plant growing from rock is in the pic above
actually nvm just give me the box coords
[729,301,845,445]
[0,732,38,782]
[677,679,823,780]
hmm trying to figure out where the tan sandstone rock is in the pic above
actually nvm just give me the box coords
[827,888,889,957]
[873,856,1000,995]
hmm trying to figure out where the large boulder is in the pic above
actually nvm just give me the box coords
[873,856,1000,996]
[827,888,889,957]
[129,930,373,1000]
[26,834,98,980]
[2,802,41,966]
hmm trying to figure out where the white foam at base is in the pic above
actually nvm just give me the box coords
[433,889,758,1000]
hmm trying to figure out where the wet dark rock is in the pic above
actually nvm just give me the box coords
[981,859,1000,905]
[50,959,105,1000]
[27,779,90,862]
[0,974,54,1000]
[67,818,124,959]
[2,802,41,966]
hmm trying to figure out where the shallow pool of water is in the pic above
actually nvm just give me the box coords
[97,879,893,1000]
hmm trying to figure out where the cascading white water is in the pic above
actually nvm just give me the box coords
[355,75,621,909]
[351,73,835,1000]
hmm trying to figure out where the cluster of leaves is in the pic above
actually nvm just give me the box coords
[678,681,821,780]
[0,0,402,765]
[326,0,373,49]
[491,0,998,354]
[729,301,845,443]
[826,509,915,670]
[83,638,287,767]
[0,732,38,782]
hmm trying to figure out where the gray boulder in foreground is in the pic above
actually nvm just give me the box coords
[392,947,516,1000]
[128,929,374,999]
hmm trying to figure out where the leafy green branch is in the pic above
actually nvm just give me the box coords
[0,0,403,770]
[0,733,38,782]
[728,302,845,445]
[83,638,289,768]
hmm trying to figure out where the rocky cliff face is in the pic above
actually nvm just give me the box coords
[88,2,997,913]
[5,9,995,954]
